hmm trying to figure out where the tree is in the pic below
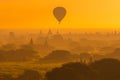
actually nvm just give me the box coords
[90,58,120,80]
[46,62,96,80]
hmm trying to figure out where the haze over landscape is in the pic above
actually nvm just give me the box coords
[1,0,120,80]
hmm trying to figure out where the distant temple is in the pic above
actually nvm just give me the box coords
[52,30,63,41]
[48,29,52,36]
[29,38,34,46]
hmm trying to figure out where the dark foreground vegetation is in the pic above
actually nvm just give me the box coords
[0,58,120,80]
[46,58,120,80]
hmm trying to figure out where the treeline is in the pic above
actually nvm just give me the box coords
[0,48,120,63]
[1,58,120,80]
[0,70,42,80]
[0,47,39,62]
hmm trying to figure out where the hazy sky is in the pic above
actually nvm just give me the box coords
[0,0,120,31]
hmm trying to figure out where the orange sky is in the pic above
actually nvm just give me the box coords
[0,0,120,31]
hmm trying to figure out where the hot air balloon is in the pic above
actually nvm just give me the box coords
[53,7,66,23]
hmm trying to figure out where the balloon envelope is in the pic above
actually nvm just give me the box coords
[53,7,66,23]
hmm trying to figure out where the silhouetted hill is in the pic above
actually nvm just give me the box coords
[39,50,78,63]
